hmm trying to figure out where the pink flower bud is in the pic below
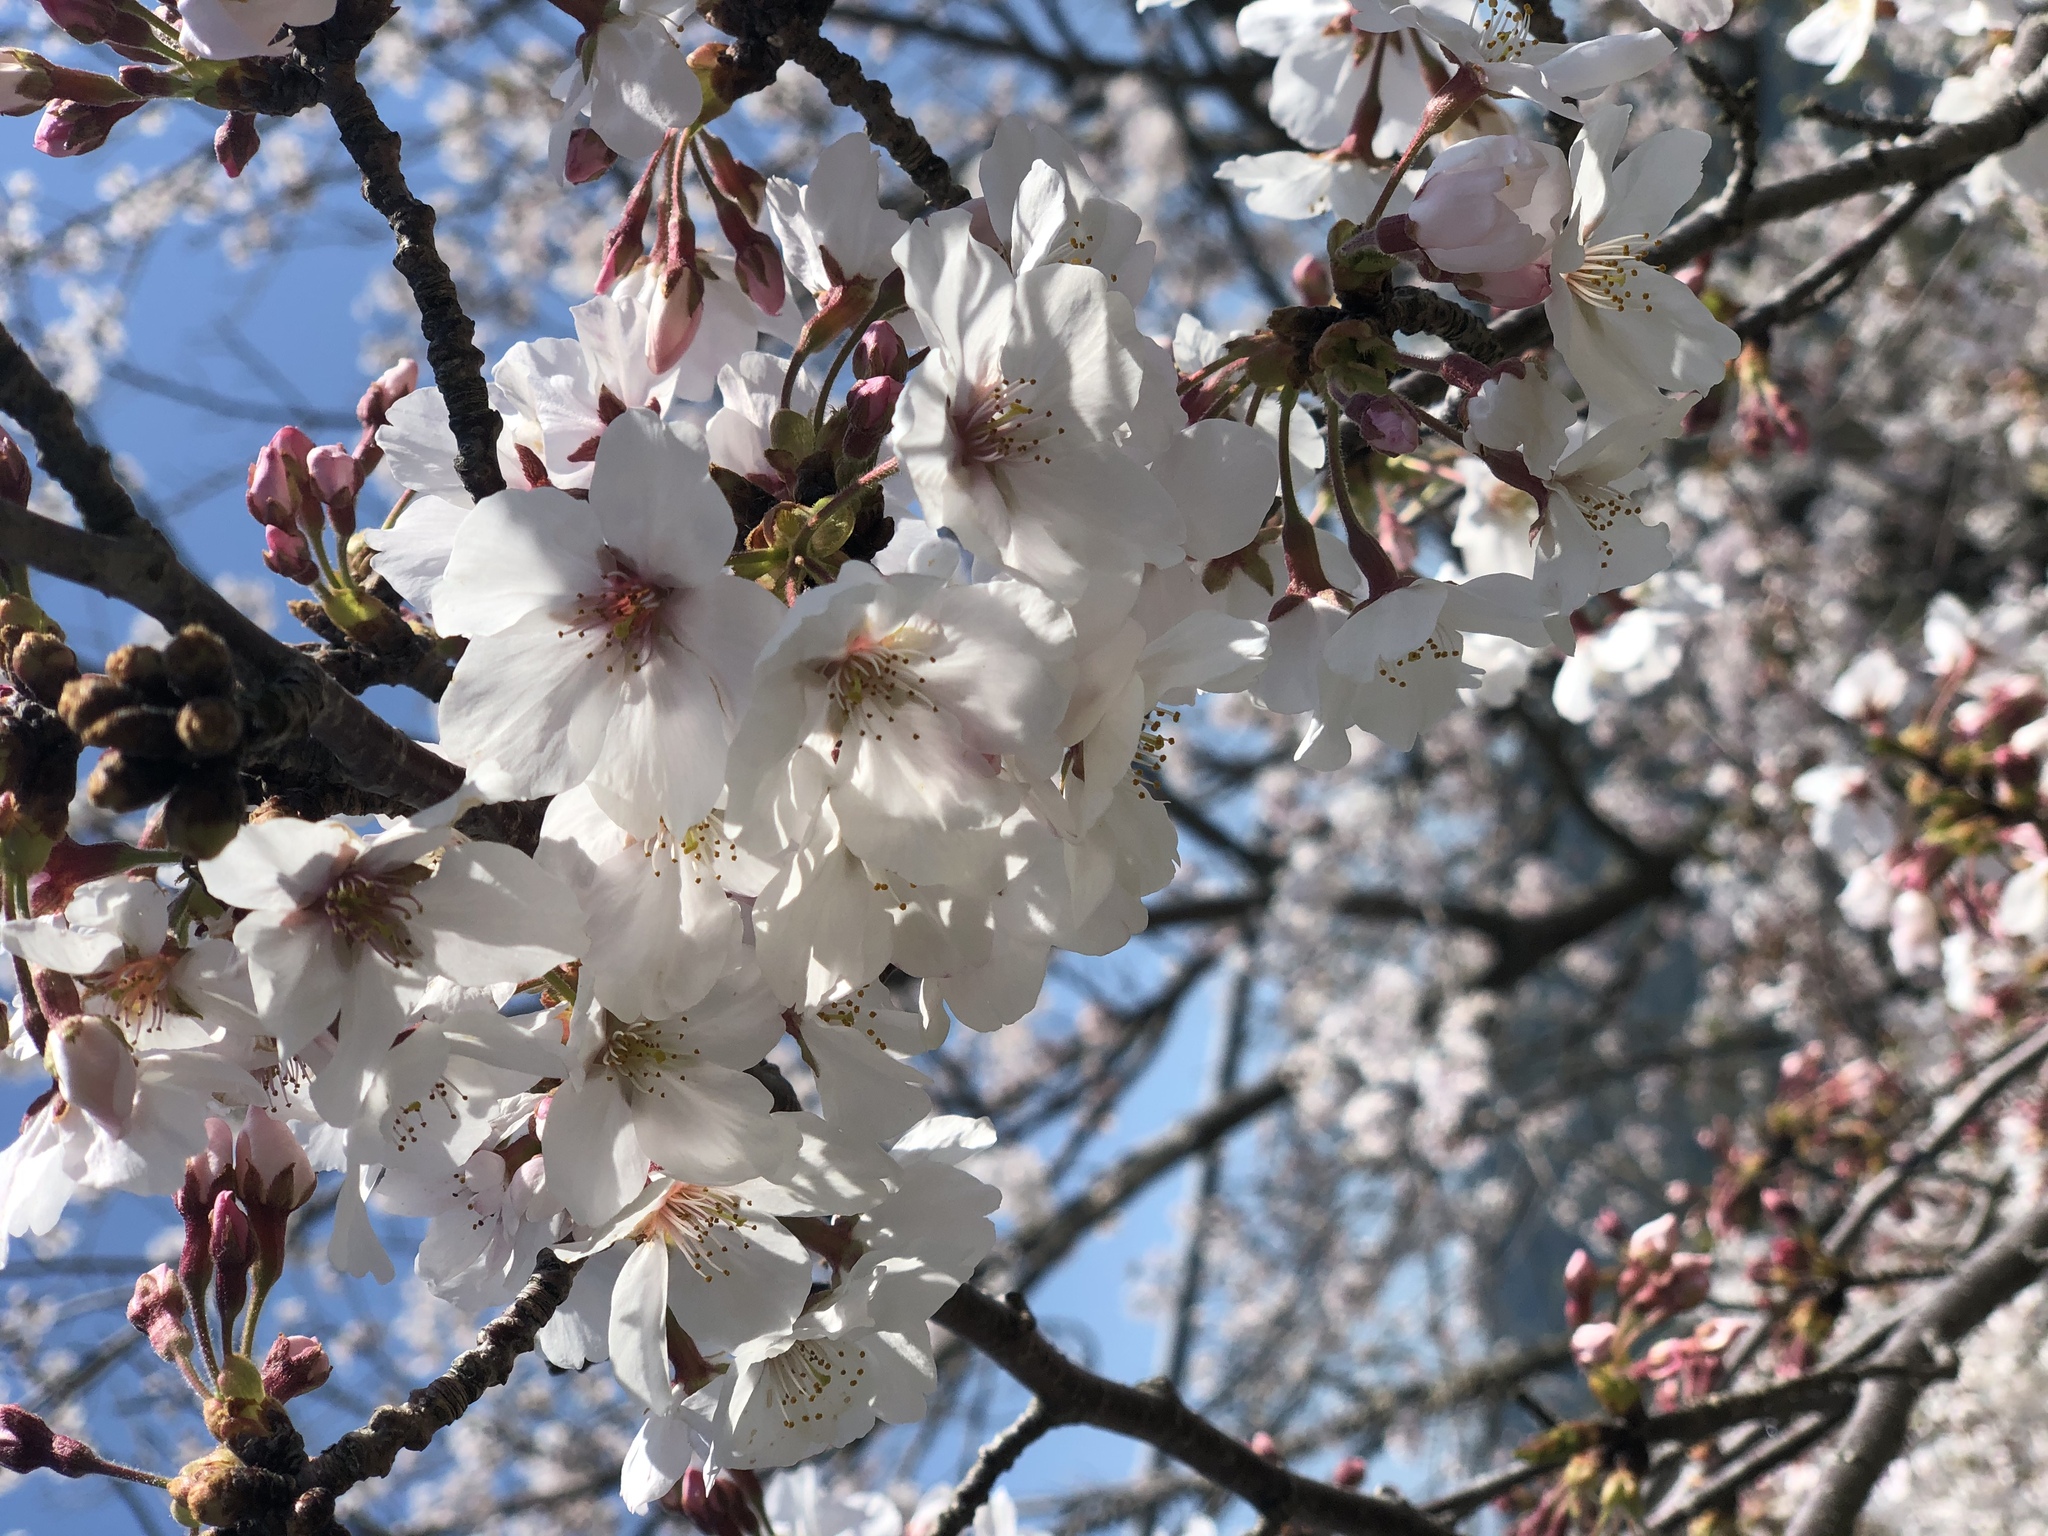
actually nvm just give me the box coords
[33,96,141,157]
[127,1264,193,1363]
[1405,134,1569,275]
[1346,393,1418,455]
[842,374,902,460]
[306,444,358,538]
[702,134,766,221]
[1593,1208,1626,1243]
[1249,1431,1279,1459]
[236,1107,316,1213]
[176,1123,234,1307]
[38,0,157,52]
[1332,1455,1367,1488]
[263,525,316,585]
[648,260,706,375]
[853,321,908,382]
[357,359,417,430]
[562,125,617,185]
[1563,1247,1597,1329]
[1292,253,1332,306]
[0,1404,102,1478]
[1570,1321,1618,1367]
[44,1015,136,1133]
[208,1189,253,1337]
[260,1334,331,1403]
[1627,1213,1679,1266]
[213,111,258,178]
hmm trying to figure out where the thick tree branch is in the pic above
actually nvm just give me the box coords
[934,1286,1452,1536]
[0,499,464,810]
[0,322,145,539]
[315,61,505,502]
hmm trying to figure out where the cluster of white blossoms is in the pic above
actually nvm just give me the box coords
[13,0,2048,1512]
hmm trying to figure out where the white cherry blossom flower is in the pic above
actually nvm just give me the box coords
[893,212,1181,602]
[708,1317,936,1470]
[765,132,906,306]
[557,1176,816,1409]
[1786,0,1879,84]
[198,812,583,1123]
[1402,133,1569,274]
[542,973,798,1224]
[980,118,1156,301]
[1544,106,1741,422]
[1216,152,1411,222]
[1465,362,1686,610]
[0,875,257,1052]
[1236,0,1379,150]
[1302,573,1554,760]
[1352,0,1674,119]
[550,3,701,171]
[727,565,1077,900]
[435,409,786,836]
[537,785,755,1026]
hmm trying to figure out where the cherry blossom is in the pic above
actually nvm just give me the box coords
[435,409,785,835]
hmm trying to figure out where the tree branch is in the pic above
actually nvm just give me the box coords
[1785,1185,2048,1536]
[0,320,145,539]
[998,1071,1290,1292]
[934,1286,1452,1536]
[1733,184,1938,342]
[0,499,464,810]
[299,1251,582,1501]
[1824,1018,2048,1256]
[926,1399,1062,1536]
[315,59,505,502]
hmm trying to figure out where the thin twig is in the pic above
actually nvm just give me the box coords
[1734,184,1939,341]
[925,1399,1062,1536]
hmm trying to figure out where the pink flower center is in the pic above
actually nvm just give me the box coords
[320,863,430,967]
[952,375,1058,468]
[566,551,671,672]
[87,949,188,1039]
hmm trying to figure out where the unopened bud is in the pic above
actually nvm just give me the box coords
[1249,1431,1279,1459]
[563,124,616,184]
[162,625,234,701]
[842,374,902,461]
[127,1264,194,1364]
[0,1404,102,1478]
[1345,393,1418,455]
[701,132,765,220]
[648,260,706,374]
[10,631,79,706]
[209,1189,253,1338]
[596,141,661,295]
[260,1334,330,1403]
[160,759,244,859]
[33,96,143,157]
[1332,1455,1367,1488]
[45,1015,137,1133]
[79,703,180,756]
[1292,253,1332,306]
[356,359,417,432]
[56,674,132,740]
[37,0,157,52]
[853,321,908,382]
[174,696,241,758]
[306,443,358,538]
[104,645,168,703]
[169,1447,253,1529]
[1570,1320,1618,1367]
[1563,1247,1597,1329]
[263,525,316,584]
[213,110,258,177]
